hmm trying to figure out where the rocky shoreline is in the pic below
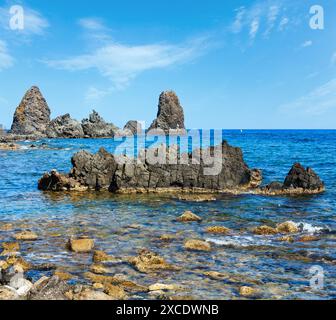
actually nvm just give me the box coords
[0,212,330,300]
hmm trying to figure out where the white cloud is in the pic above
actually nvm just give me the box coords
[85,86,112,101]
[279,79,336,115]
[278,17,289,31]
[231,1,292,41]
[0,6,49,36]
[301,40,313,48]
[0,40,14,70]
[231,7,245,33]
[249,18,260,40]
[264,5,280,36]
[44,36,209,89]
[78,18,105,31]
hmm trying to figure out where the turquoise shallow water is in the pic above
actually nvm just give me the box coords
[0,130,335,300]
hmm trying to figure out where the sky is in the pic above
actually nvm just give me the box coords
[0,0,335,129]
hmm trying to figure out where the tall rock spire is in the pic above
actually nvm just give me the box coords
[148,91,185,134]
[10,86,51,135]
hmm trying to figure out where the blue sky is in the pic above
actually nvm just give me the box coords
[0,0,335,129]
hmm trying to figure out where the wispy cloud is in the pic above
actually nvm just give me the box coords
[230,1,290,42]
[0,40,14,70]
[44,30,210,89]
[279,79,336,115]
[301,40,313,48]
[0,5,49,36]
[85,86,112,102]
[78,18,106,31]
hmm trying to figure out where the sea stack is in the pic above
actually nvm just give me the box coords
[46,114,84,138]
[148,91,186,134]
[123,121,143,135]
[81,110,118,138]
[10,86,51,135]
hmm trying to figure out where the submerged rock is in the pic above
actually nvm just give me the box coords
[14,231,38,241]
[81,110,118,138]
[175,194,217,202]
[239,286,258,298]
[0,286,19,300]
[206,226,231,234]
[184,239,212,252]
[128,249,179,273]
[93,250,114,263]
[148,91,186,134]
[46,114,84,138]
[30,276,71,300]
[0,143,20,151]
[69,288,113,301]
[67,237,95,253]
[1,242,20,256]
[253,226,278,236]
[10,86,51,136]
[276,221,299,234]
[177,211,202,222]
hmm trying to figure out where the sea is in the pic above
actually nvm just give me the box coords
[0,130,335,300]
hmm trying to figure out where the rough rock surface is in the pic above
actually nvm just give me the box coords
[81,110,118,138]
[38,141,257,193]
[283,163,324,190]
[10,86,51,135]
[148,91,185,134]
[262,163,325,195]
[123,120,142,135]
[46,114,84,138]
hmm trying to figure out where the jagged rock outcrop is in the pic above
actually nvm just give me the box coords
[38,141,259,193]
[148,91,186,134]
[46,114,84,138]
[284,163,324,190]
[38,146,325,196]
[124,121,142,135]
[262,163,325,195]
[81,110,118,138]
[10,86,51,135]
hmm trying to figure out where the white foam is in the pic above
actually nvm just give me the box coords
[207,235,273,248]
[293,221,329,234]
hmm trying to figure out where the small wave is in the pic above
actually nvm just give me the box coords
[293,221,330,234]
[207,235,273,248]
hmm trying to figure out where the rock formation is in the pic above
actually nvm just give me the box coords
[81,110,118,138]
[262,163,325,195]
[283,163,324,190]
[38,141,260,193]
[10,86,51,135]
[38,144,325,196]
[148,91,186,134]
[123,121,142,135]
[46,114,84,138]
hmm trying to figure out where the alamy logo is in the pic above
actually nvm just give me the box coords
[310,5,324,30]
[9,5,25,31]
[309,266,324,291]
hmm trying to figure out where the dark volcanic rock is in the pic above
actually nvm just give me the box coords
[123,121,142,135]
[10,86,51,135]
[46,114,84,138]
[81,110,118,138]
[70,148,117,190]
[148,91,185,134]
[38,141,258,193]
[283,163,324,191]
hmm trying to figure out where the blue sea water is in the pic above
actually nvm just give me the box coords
[0,130,335,300]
